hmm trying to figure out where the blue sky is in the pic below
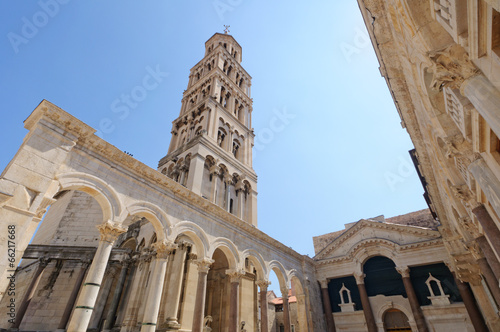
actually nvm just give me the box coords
[1,1,427,287]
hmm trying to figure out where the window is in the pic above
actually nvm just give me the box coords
[492,8,500,58]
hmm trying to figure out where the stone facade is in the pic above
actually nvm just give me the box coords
[0,33,322,332]
[2,5,500,329]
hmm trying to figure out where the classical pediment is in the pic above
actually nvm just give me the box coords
[314,220,441,261]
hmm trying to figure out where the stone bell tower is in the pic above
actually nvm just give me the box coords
[158,32,258,226]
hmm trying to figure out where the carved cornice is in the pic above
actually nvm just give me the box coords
[315,238,444,267]
[314,219,441,260]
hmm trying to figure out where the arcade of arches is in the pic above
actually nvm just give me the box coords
[5,1,500,329]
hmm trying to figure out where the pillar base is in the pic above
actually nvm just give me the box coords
[158,318,181,332]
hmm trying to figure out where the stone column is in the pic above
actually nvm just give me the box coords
[461,74,500,139]
[396,267,428,332]
[452,273,489,332]
[256,280,271,332]
[192,258,213,332]
[121,251,153,331]
[186,154,206,195]
[476,236,500,280]
[114,261,137,329]
[88,265,117,329]
[227,270,244,332]
[140,241,177,332]
[354,273,377,332]
[319,280,336,332]
[477,257,500,305]
[103,259,131,332]
[12,257,49,329]
[210,165,220,204]
[236,182,244,219]
[180,253,199,331]
[472,204,500,259]
[162,242,189,331]
[57,260,90,331]
[225,177,232,212]
[281,287,292,332]
[67,221,126,332]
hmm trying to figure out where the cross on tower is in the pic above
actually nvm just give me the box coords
[224,25,230,34]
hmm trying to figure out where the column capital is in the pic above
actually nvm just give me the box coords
[96,220,127,243]
[187,253,198,261]
[152,240,177,259]
[38,256,50,268]
[226,269,245,283]
[280,287,289,299]
[396,266,410,278]
[256,280,271,291]
[353,272,366,284]
[319,279,329,289]
[195,258,214,273]
[427,43,479,91]
[209,164,220,175]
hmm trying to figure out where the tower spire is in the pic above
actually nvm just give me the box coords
[158,33,257,226]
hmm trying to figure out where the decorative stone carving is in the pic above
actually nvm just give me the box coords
[203,316,213,332]
[460,215,481,239]
[96,220,127,243]
[338,283,355,312]
[425,273,451,306]
[428,44,479,91]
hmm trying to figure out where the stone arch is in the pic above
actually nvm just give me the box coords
[126,201,171,240]
[170,221,209,257]
[268,260,289,289]
[349,239,401,269]
[377,303,415,328]
[119,237,137,251]
[241,249,267,280]
[208,237,239,270]
[290,274,310,332]
[57,172,123,223]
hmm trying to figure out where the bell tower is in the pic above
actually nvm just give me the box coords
[158,32,257,226]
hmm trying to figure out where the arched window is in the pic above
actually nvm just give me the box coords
[232,140,240,159]
[217,129,226,148]
[383,309,411,331]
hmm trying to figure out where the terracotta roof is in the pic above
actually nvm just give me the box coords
[269,296,297,305]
